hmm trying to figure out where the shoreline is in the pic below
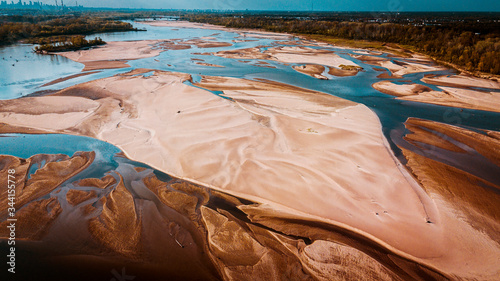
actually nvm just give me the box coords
[2,69,499,278]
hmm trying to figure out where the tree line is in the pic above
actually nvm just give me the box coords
[182,14,500,75]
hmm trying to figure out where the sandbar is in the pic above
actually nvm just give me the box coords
[373,80,500,113]
[2,19,500,280]
[398,118,500,279]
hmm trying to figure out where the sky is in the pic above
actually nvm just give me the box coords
[33,0,500,12]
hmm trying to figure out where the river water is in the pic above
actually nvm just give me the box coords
[1,19,499,178]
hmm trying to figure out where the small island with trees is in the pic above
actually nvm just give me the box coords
[181,12,500,76]
[33,35,104,52]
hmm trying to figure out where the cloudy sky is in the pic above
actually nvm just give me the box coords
[35,0,500,11]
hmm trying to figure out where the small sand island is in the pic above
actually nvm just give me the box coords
[1,16,500,281]
[209,45,364,78]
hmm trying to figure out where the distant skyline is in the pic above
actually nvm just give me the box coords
[16,0,500,11]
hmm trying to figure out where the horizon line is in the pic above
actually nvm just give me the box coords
[1,5,500,13]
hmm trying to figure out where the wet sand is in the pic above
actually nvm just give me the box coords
[0,69,437,257]
[353,53,446,77]
[1,152,444,281]
[42,71,101,87]
[292,64,327,79]
[2,68,499,279]
[328,66,359,77]
[211,47,274,60]
[263,46,360,69]
[56,38,232,71]
[195,62,225,68]
[142,20,292,41]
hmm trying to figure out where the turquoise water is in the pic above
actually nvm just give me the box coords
[1,20,499,182]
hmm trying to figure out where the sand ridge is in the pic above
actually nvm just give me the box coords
[56,38,233,71]
[57,40,164,71]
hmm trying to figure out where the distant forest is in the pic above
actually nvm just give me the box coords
[0,15,140,45]
[33,35,105,52]
[182,12,500,75]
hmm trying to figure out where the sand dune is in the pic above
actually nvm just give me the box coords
[292,64,328,79]
[0,71,434,257]
[211,45,362,78]
[141,20,292,40]
[213,46,360,70]
[264,46,359,69]
[56,38,232,71]
[352,53,446,77]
